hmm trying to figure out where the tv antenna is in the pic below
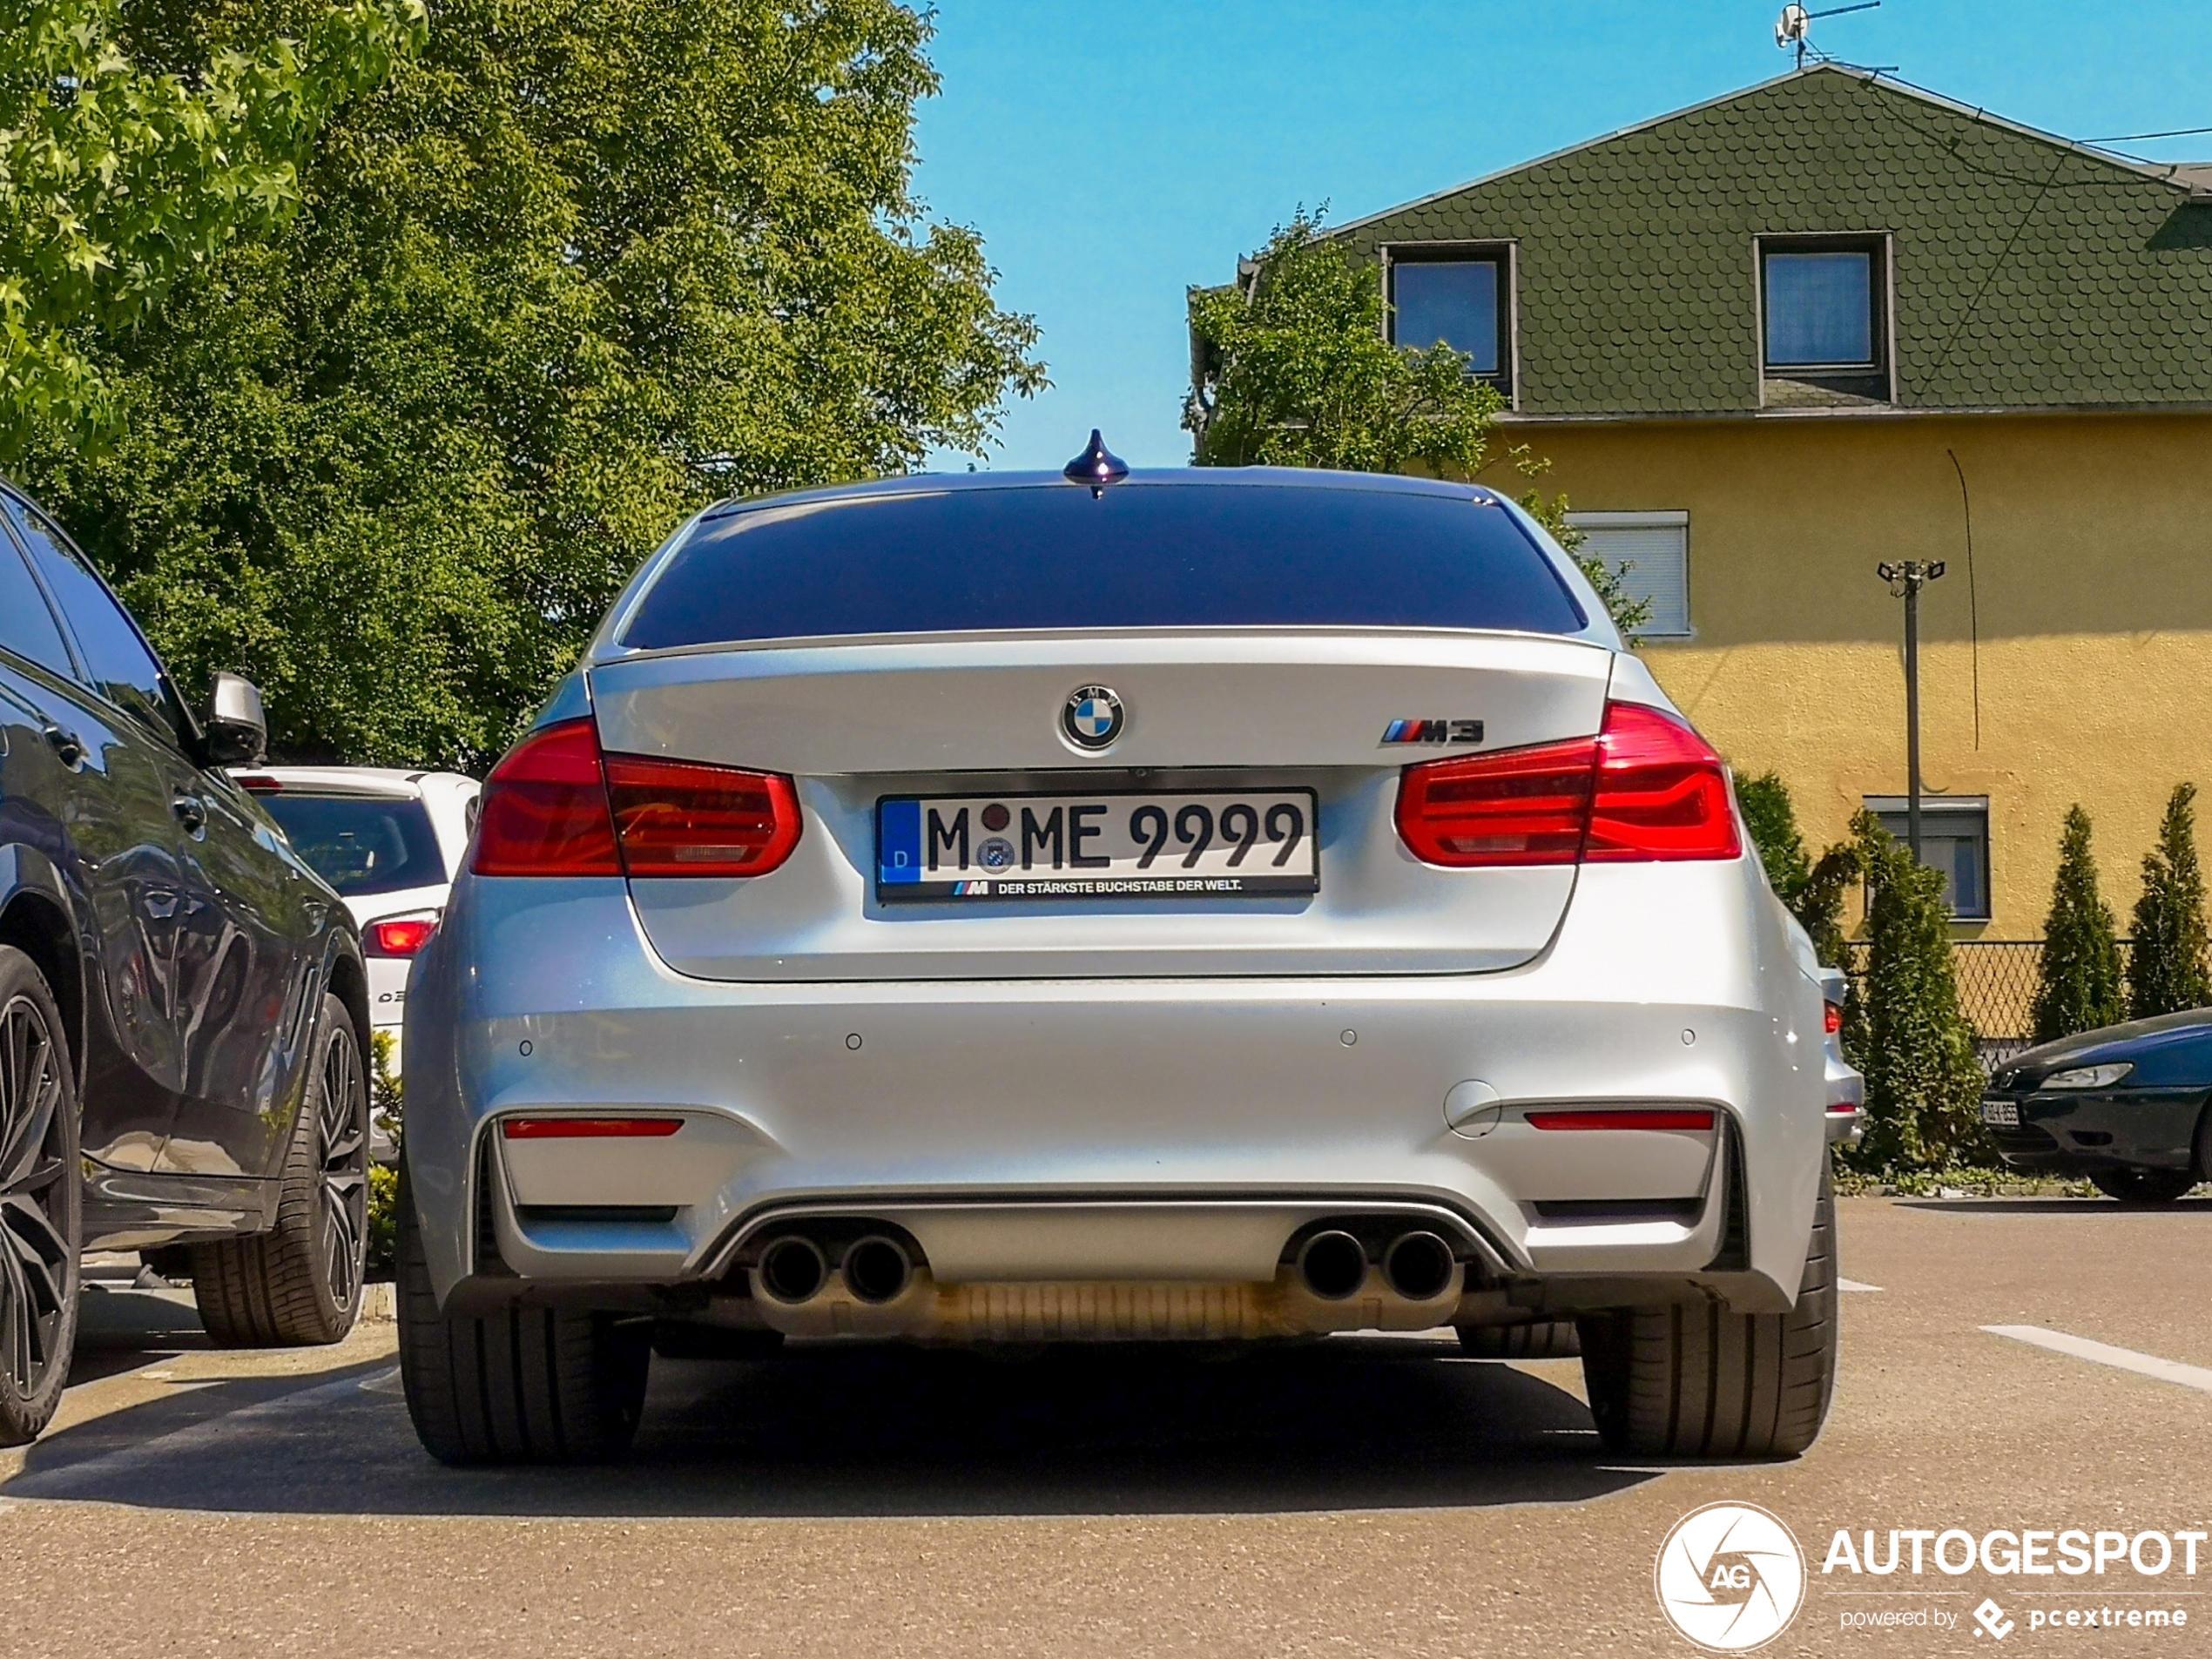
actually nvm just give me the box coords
[1777,1,1880,69]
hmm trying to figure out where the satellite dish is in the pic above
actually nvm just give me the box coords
[1776,3,1811,48]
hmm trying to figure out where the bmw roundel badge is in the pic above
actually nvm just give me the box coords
[1062,685,1123,750]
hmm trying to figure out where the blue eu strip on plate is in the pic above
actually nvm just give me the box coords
[878,798,923,885]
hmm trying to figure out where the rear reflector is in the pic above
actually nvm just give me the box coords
[366,914,440,957]
[604,752,802,878]
[500,1116,685,1139]
[471,718,622,876]
[1396,701,1739,867]
[1525,1109,1716,1132]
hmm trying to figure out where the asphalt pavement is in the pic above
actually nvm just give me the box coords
[3,1197,2208,1657]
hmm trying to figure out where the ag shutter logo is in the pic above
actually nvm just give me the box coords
[1656,1502,1807,1653]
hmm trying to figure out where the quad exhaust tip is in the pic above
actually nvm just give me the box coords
[842,1235,914,1304]
[1296,1231,1369,1300]
[757,1235,828,1304]
[1382,1231,1456,1302]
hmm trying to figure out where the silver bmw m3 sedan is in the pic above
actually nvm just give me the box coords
[395,460,1860,1465]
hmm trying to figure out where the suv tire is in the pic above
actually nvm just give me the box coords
[191,994,368,1346]
[1577,1171,1837,1459]
[0,945,82,1447]
[395,1164,650,1464]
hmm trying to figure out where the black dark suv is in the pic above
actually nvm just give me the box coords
[0,482,370,1444]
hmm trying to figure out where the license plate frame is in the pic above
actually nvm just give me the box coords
[1980,1098,2020,1127]
[875,788,1321,903]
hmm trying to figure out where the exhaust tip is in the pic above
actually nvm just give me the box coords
[1383,1231,1457,1302]
[1297,1230,1369,1300]
[757,1235,828,1304]
[843,1235,914,1305]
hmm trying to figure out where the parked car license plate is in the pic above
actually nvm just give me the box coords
[1981,1098,2020,1127]
[876,790,1319,901]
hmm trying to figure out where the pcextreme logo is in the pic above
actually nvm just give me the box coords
[1656,1502,1808,1652]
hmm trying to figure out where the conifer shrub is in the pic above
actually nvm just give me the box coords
[2030,805,2125,1042]
[2128,784,2212,1019]
[1848,812,1986,1171]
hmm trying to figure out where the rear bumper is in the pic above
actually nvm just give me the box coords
[403,857,1831,1326]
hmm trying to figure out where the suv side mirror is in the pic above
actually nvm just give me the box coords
[205,671,268,765]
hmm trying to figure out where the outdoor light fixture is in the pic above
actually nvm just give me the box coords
[1877,557,1945,861]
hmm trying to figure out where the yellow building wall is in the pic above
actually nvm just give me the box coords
[1504,411,2212,937]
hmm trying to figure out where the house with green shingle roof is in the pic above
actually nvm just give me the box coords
[1198,65,2212,974]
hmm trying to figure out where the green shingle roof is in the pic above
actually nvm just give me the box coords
[1332,67,2212,417]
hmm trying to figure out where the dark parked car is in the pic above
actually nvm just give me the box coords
[0,482,371,1445]
[1983,1012,2212,1201]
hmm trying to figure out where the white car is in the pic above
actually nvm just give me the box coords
[232,766,479,1086]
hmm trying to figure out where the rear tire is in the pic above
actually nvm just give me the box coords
[396,1164,650,1465]
[1457,1319,1581,1359]
[2089,1165,2196,1204]
[191,994,368,1346]
[0,945,82,1447]
[1577,1172,1837,1459]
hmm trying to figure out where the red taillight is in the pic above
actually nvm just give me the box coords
[1525,1109,1716,1132]
[234,773,281,793]
[603,752,802,878]
[501,1116,685,1139]
[1582,703,1742,862]
[1394,701,1738,867]
[1824,1001,1844,1036]
[471,718,622,876]
[469,718,802,880]
[1393,735,1597,867]
[367,914,439,957]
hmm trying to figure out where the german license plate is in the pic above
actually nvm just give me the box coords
[875,790,1319,901]
[1981,1098,2020,1127]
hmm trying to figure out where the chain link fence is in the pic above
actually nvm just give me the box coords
[1842,940,2128,1070]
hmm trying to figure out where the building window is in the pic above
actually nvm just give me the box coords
[1865,796,1991,921]
[1565,511,1690,638]
[1387,248,1509,386]
[1759,236,1889,403]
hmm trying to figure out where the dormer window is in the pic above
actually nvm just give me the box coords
[1759,234,1891,404]
[1386,246,1512,395]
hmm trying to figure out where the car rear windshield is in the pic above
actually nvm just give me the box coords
[619,482,1588,649]
[260,794,446,898]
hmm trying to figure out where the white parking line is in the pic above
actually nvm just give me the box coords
[1981,1325,2212,1395]
[1838,1278,1882,1292]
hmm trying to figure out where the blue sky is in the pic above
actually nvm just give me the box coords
[912,1,2212,473]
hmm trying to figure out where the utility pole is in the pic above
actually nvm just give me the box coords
[1877,559,1946,862]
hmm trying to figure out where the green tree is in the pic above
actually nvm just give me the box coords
[0,0,422,454]
[1735,770,1859,969]
[1851,811,1986,1172]
[20,0,1042,768]
[1184,214,1650,637]
[2128,784,2212,1019]
[2029,806,2125,1042]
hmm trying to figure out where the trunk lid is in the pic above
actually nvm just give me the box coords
[588,631,1613,981]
